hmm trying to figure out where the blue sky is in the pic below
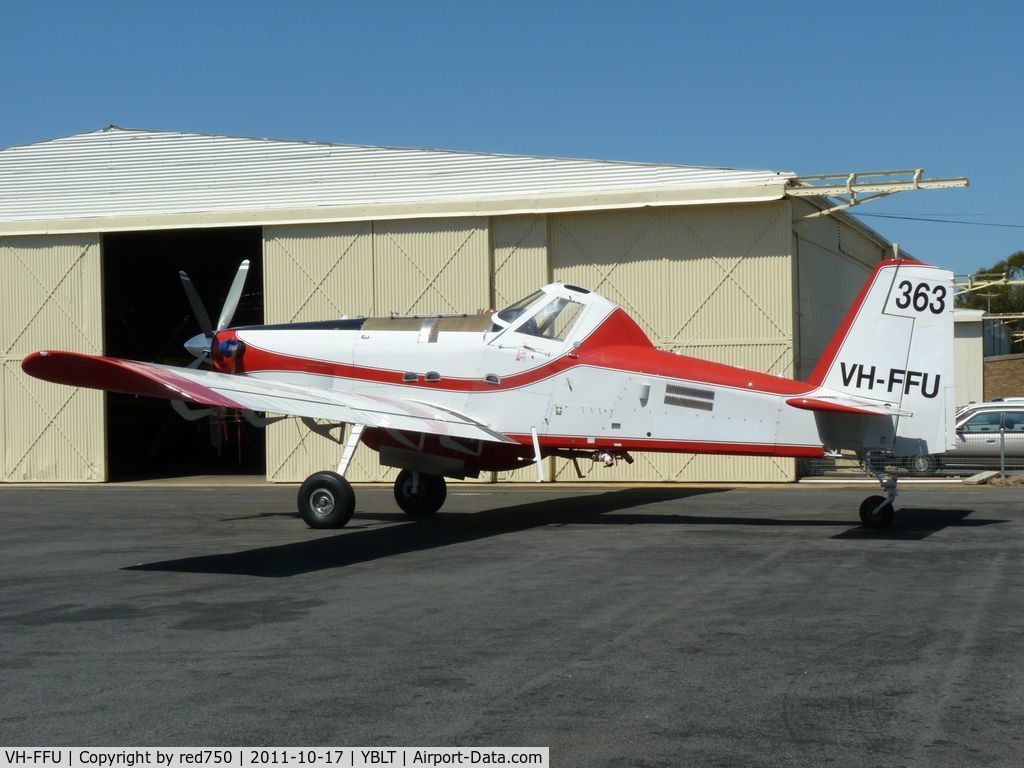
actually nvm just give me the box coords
[2,0,1020,276]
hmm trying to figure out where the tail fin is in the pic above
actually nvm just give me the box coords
[804,258,956,456]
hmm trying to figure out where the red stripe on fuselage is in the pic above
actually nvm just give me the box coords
[221,308,814,397]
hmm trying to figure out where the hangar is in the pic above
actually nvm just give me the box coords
[0,127,963,483]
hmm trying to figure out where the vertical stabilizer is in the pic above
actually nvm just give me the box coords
[806,258,956,456]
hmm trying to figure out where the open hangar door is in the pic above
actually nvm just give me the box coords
[102,227,265,479]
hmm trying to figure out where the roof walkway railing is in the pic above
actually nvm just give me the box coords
[786,169,969,219]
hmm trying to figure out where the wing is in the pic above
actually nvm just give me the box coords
[22,351,515,445]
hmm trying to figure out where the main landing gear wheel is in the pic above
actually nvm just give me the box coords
[298,471,355,529]
[394,469,447,515]
[859,495,895,529]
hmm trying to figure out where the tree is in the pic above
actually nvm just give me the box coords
[956,251,1024,354]
[956,250,1024,314]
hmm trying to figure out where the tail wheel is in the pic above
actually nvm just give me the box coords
[859,495,894,528]
[394,469,447,515]
[298,471,355,529]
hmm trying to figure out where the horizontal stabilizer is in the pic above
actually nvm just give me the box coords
[786,395,911,417]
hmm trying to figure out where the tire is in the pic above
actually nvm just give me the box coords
[393,469,447,515]
[859,495,894,528]
[906,454,938,477]
[297,471,355,529]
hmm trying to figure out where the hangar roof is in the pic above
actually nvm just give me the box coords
[0,127,795,235]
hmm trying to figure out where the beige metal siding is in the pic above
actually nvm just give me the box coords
[372,218,489,316]
[549,203,796,482]
[491,215,548,309]
[838,223,883,267]
[792,199,884,379]
[263,218,490,482]
[264,222,374,321]
[1,234,104,481]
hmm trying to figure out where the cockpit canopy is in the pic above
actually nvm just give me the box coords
[491,284,600,343]
[495,290,546,325]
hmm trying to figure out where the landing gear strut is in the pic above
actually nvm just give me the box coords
[394,469,447,515]
[859,452,897,528]
[297,471,355,529]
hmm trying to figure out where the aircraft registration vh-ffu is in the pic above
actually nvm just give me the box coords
[23,256,955,529]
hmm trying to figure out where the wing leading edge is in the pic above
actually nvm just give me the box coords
[22,351,515,445]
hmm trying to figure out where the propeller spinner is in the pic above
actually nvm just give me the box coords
[180,260,250,368]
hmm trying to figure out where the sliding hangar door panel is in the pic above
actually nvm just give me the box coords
[1,235,105,482]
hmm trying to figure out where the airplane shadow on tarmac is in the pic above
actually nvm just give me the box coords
[123,488,1005,578]
[830,507,1001,540]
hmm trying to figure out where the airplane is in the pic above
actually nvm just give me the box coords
[22,256,955,530]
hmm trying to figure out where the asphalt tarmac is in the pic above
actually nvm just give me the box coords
[1,482,1023,766]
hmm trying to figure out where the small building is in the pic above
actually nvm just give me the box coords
[1,128,909,483]
[954,309,985,406]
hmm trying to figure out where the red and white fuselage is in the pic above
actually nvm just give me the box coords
[204,271,905,474]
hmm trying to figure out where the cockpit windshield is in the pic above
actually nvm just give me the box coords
[518,297,585,341]
[495,290,545,324]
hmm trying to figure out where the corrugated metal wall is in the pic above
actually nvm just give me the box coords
[1,234,105,481]
[792,199,884,380]
[491,215,548,309]
[372,218,490,316]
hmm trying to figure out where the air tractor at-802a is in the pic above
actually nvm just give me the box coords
[23,257,955,530]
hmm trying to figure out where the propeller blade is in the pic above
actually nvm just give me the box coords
[179,270,213,336]
[187,355,206,369]
[216,260,250,331]
[184,331,212,363]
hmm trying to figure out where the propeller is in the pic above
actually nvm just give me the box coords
[180,260,250,368]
